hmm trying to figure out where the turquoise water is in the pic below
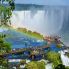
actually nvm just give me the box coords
[3,29,63,60]
[4,29,46,49]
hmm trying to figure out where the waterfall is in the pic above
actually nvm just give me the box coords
[11,7,65,36]
[60,51,69,66]
[10,5,69,45]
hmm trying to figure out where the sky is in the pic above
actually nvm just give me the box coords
[15,0,69,6]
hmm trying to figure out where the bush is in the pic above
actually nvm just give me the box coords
[25,61,45,69]
[25,61,38,69]
[37,61,45,69]
[47,51,62,68]
[56,44,62,48]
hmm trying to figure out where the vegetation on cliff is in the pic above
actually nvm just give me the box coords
[0,34,11,69]
[46,51,62,69]
[0,0,15,26]
[17,28,44,39]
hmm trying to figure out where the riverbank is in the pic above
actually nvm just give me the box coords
[16,28,44,40]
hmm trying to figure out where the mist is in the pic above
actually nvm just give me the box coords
[11,5,69,45]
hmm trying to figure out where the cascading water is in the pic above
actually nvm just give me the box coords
[60,51,69,66]
[10,5,69,45]
[11,6,64,35]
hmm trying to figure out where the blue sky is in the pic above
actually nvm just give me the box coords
[15,0,69,6]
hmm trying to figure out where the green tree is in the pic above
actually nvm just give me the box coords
[46,51,62,69]
[0,0,15,26]
[0,35,11,69]
[0,38,11,54]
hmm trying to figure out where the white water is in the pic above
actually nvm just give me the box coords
[46,63,52,69]
[45,50,69,69]
[11,8,64,36]
[60,50,69,66]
